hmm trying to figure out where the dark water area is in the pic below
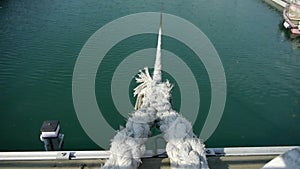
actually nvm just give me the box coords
[0,0,300,151]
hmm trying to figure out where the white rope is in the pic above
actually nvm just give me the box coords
[103,69,155,169]
[103,68,209,169]
[103,14,208,168]
[153,26,162,83]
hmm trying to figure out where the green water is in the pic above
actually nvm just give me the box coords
[0,0,300,151]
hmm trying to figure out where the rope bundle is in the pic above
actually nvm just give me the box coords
[103,68,209,169]
[103,16,208,168]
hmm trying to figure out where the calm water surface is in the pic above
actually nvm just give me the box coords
[0,0,300,150]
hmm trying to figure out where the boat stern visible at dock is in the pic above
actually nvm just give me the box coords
[283,1,300,35]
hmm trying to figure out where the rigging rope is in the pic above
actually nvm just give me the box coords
[103,9,208,169]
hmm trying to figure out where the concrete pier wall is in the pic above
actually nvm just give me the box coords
[263,0,288,11]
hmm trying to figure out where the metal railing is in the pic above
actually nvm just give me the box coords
[0,146,298,161]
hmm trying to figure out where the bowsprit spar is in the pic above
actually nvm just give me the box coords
[102,6,209,169]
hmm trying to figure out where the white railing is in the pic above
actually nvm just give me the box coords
[0,146,298,161]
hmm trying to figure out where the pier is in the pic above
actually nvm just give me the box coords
[263,0,288,11]
[271,0,288,8]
